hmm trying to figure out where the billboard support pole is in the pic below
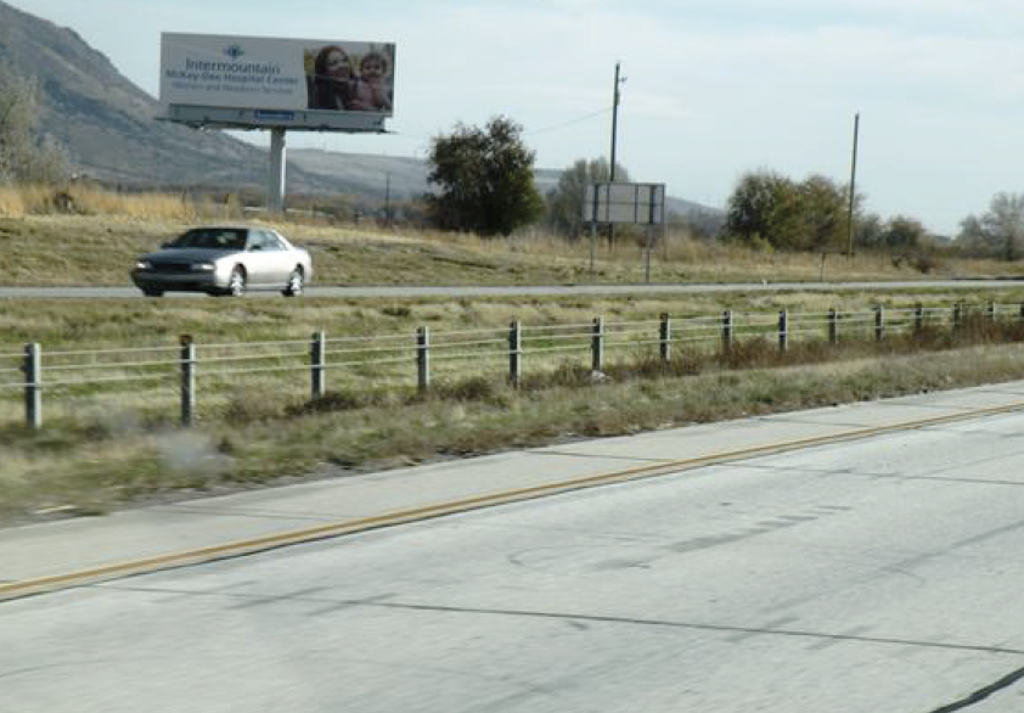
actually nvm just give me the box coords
[846,112,860,258]
[269,127,287,213]
[644,225,653,284]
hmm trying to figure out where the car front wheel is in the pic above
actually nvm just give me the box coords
[282,267,304,297]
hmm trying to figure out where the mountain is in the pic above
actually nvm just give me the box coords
[287,150,429,201]
[0,0,722,222]
[287,150,722,225]
[0,0,335,191]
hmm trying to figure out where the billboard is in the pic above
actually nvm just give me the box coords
[584,183,666,225]
[159,33,395,131]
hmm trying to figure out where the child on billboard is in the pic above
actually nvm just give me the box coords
[349,51,392,113]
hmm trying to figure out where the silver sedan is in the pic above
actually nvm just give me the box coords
[131,226,313,297]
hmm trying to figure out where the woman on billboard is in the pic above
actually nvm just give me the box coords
[307,45,354,110]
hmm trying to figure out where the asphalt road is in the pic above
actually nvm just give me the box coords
[5,409,1024,711]
[0,279,1021,299]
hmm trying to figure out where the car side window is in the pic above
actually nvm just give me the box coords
[230,230,248,250]
[246,232,268,251]
[215,230,245,250]
[260,231,285,251]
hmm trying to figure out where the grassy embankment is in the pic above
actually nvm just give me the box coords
[4,185,1024,525]
[3,183,1024,286]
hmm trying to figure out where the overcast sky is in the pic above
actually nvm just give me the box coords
[16,0,1024,234]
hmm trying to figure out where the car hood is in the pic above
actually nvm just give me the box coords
[138,248,237,262]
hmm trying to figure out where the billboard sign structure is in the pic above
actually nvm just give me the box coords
[159,33,395,132]
[584,182,666,225]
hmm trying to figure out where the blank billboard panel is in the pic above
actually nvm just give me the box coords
[584,183,666,225]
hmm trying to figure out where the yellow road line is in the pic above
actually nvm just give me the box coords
[3,399,1024,602]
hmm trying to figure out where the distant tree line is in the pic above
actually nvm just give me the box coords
[420,118,937,254]
[720,169,933,255]
[423,116,714,241]
[957,193,1024,261]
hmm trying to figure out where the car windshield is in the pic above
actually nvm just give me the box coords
[168,228,247,250]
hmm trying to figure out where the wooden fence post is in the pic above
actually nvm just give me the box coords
[416,326,430,392]
[592,317,604,372]
[722,310,733,353]
[659,313,671,363]
[180,334,195,427]
[509,321,521,387]
[875,305,885,343]
[828,309,838,345]
[23,342,41,430]
[310,330,326,400]
[778,310,788,352]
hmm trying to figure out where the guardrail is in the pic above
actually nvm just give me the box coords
[1,302,1020,430]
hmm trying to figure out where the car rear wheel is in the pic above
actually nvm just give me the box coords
[228,267,246,297]
[142,288,164,298]
[282,267,304,297]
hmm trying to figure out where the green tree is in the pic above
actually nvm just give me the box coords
[544,157,630,239]
[792,174,848,252]
[0,63,68,184]
[724,170,796,248]
[854,212,885,249]
[725,170,854,251]
[426,116,543,236]
[883,215,927,250]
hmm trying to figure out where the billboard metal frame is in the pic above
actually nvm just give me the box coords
[159,105,389,133]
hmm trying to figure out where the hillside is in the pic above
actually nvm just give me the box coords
[0,1,351,192]
[287,150,430,202]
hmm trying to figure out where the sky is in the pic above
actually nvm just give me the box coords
[15,0,1024,235]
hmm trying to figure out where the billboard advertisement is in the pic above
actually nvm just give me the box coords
[160,33,395,130]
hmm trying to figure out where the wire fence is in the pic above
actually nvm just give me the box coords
[2,301,1021,430]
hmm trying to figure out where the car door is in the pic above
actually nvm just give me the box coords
[243,231,277,287]
[261,231,292,285]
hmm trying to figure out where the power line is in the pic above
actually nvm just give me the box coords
[385,105,613,147]
[523,106,613,136]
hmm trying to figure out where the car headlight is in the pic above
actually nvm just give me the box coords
[191,262,216,272]
[135,260,152,270]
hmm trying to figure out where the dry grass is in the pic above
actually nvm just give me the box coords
[0,184,243,221]
[2,184,1024,287]
[5,335,1024,526]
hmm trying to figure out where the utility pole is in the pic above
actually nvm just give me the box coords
[610,61,623,182]
[608,62,625,247]
[846,112,860,258]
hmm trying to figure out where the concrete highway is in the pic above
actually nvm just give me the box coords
[0,278,1021,299]
[5,406,1024,711]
